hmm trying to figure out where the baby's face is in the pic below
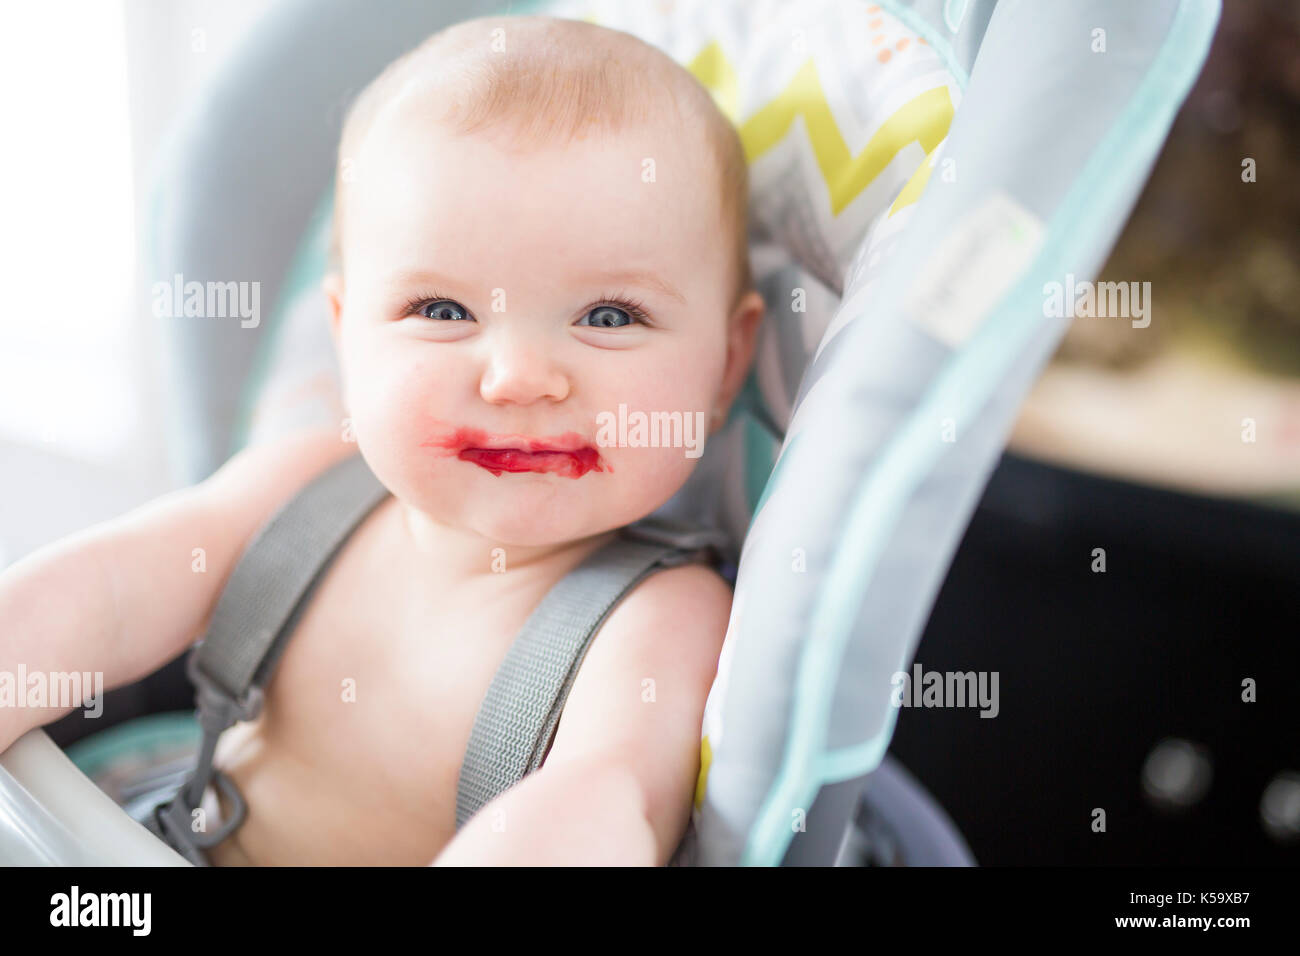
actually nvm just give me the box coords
[327,105,756,547]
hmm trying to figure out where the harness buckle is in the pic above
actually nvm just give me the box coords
[149,644,263,864]
[185,646,264,730]
[152,768,249,865]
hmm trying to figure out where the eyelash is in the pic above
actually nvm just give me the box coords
[402,291,653,326]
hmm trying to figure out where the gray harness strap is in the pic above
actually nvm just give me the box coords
[153,451,390,864]
[455,517,729,830]
[151,448,728,865]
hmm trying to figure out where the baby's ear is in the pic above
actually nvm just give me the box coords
[716,290,765,424]
[322,272,352,417]
[323,272,345,347]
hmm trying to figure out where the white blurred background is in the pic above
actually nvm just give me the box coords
[0,0,272,566]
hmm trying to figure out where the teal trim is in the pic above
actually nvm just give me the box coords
[741,0,1221,866]
[64,712,200,780]
[228,187,336,457]
[879,0,971,89]
[943,0,970,34]
[739,366,785,441]
[817,717,899,782]
[510,0,551,13]
[145,168,162,300]
[742,414,775,516]
[747,429,799,532]
[734,372,780,515]
[143,124,181,300]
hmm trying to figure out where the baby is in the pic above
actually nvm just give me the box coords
[0,15,764,865]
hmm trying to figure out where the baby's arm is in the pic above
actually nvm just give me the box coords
[0,426,358,754]
[433,561,732,866]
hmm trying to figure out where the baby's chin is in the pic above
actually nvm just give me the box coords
[397,474,642,545]
[435,497,627,549]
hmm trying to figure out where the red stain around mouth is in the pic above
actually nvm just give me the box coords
[419,426,611,478]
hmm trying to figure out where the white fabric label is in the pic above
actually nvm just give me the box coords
[904,192,1045,348]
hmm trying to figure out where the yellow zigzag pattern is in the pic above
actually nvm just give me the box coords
[575,19,955,813]
[681,40,953,812]
[687,41,954,217]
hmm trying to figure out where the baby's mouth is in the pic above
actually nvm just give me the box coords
[420,426,611,478]
[457,446,605,478]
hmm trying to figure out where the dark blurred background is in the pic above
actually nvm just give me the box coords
[891,0,1300,865]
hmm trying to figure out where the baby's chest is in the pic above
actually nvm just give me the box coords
[243,554,543,842]
[271,572,529,805]
[205,502,581,863]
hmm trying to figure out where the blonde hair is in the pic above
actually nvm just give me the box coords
[328,15,752,310]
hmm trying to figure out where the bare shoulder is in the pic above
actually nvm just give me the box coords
[542,557,734,858]
[567,559,733,715]
[606,561,733,680]
[563,560,733,712]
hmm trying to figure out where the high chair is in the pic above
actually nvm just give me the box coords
[0,0,1219,866]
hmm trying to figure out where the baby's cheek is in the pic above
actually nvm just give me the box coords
[602,348,719,444]
[610,343,716,404]
[594,380,715,487]
[587,435,705,532]
[349,354,448,475]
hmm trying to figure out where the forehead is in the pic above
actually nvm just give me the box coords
[346,102,724,289]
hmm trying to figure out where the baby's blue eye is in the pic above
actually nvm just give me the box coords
[578,306,634,329]
[417,300,470,321]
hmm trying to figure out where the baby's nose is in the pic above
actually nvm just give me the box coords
[477,332,570,406]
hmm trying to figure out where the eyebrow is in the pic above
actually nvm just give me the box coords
[578,268,687,306]
[386,267,686,306]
